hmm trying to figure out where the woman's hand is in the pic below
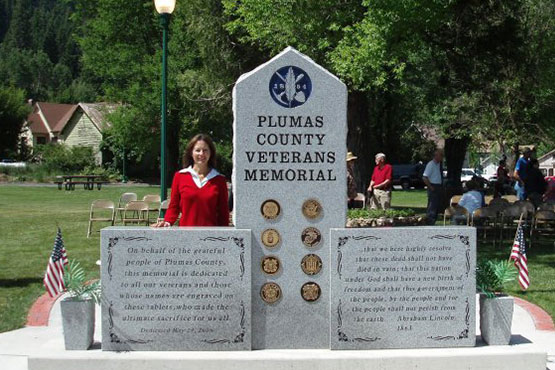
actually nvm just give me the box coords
[151,220,171,228]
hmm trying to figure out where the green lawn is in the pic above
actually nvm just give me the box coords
[0,185,553,333]
[0,185,160,332]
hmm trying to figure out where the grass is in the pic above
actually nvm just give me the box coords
[0,184,160,332]
[0,186,553,333]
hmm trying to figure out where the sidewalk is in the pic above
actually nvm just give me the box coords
[0,294,553,370]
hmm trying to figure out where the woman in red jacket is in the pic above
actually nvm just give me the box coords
[152,134,229,227]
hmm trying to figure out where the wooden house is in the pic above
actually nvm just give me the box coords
[24,102,116,164]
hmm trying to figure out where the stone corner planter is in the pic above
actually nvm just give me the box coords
[479,294,514,345]
[60,297,95,350]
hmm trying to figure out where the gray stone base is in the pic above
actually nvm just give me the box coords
[27,346,546,370]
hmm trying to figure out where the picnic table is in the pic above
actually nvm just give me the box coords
[55,175,108,191]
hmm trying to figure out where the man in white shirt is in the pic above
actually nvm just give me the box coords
[423,149,444,225]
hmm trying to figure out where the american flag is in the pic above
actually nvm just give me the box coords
[43,228,69,297]
[510,224,530,290]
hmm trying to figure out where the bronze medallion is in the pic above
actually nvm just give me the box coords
[261,199,281,220]
[301,282,321,302]
[260,282,282,304]
[301,254,322,275]
[301,227,322,248]
[261,256,280,275]
[261,228,281,248]
[302,199,322,219]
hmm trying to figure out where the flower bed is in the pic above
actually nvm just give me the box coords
[346,208,427,227]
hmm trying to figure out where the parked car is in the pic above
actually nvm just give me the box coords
[460,168,477,184]
[392,163,425,190]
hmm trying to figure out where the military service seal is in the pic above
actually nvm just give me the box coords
[301,227,322,248]
[302,199,322,219]
[301,254,322,275]
[261,228,281,248]
[261,256,280,275]
[301,282,321,302]
[261,199,281,220]
[260,282,282,304]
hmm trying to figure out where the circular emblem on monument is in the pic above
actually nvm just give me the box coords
[301,282,321,302]
[301,254,322,276]
[301,227,322,248]
[261,228,281,248]
[260,282,282,304]
[261,256,281,275]
[261,199,281,220]
[269,66,312,108]
[302,199,322,219]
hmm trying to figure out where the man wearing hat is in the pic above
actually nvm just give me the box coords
[347,152,358,208]
[367,153,392,209]
[514,147,532,200]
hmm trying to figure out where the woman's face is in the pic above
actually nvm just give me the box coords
[192,140,211,166]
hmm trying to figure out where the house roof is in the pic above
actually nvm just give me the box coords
[26,102,118,136]
[26,110,49,135]
[25,102,78,135]
[78,103,116,132]
[538,148,555,163]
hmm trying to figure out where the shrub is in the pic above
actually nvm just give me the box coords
[35,144,96,173]
[348,208,417,219]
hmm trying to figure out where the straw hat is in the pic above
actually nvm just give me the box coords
[346,152,358,162]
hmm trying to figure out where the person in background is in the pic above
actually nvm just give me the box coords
[346,152,358,208]
[525,158,548,208]
[544,178,555,203]
[456,180,485,224]
[494,159,510,197]
[423,149,444,225]
[367,153,392,210]
[514,148,532,200]
[152,133,229,227]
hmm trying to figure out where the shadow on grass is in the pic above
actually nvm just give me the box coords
[0,277,42,288]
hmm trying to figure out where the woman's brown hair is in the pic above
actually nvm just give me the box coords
[182,134,217,168]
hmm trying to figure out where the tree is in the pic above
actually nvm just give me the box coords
[0,86,30,158]
[224,0,555,190]
[75,0,262,180]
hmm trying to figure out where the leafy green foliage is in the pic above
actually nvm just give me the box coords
[0,85,30,158]
[348,208,416,219]
[63,260,101,303]
[34,144,96,173]
[477,260,517,298]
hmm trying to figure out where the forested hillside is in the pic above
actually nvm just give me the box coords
[0,0,96,102]
[0,0,553,185]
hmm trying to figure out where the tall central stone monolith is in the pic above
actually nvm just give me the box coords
[233,46,347,349]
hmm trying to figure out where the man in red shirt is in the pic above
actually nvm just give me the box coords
[367,153,392,209]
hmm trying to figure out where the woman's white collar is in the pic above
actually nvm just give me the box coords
[179,166,219,188]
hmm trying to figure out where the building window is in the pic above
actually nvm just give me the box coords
[37,137,47,145]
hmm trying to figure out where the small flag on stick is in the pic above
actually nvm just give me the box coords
[509,222,530,291]
[43,228,69,297]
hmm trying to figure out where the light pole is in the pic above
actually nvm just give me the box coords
[154,0,175,202]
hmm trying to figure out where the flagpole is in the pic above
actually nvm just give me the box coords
[508,213,524,263]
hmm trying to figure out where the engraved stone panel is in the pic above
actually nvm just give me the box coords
[101,227,251,351]
[330,227,476,350]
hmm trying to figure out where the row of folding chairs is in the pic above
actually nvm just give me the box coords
[450,194,520,207]
[443,200,555,247]
[87,193,169,238]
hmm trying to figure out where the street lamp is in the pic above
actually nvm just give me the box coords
[154,0,175,202]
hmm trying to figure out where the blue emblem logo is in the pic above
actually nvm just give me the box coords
[269,66,312,108]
